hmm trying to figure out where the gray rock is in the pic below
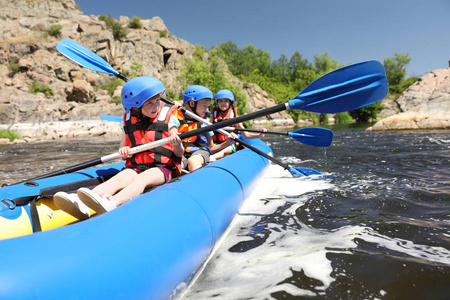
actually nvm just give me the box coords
[367,68,450,131]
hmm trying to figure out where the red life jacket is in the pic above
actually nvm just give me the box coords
[174,109,210,153]
[123,102,182,176]
[211,106,238,143]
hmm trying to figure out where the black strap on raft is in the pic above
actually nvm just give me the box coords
[4,176,113,233]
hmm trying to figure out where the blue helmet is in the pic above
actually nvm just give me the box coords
[215,89,235,104]
[183,85,213,104]
[121,76,165,113]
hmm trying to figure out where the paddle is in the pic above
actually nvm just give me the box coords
[100,115,333,147]
[225,127,333,147]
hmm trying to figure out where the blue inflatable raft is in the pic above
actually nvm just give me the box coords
[0,138,272,299]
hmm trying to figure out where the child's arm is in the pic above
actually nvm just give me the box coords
[118,131,131,160]
[208,132,238,154]
[168,127,184,157]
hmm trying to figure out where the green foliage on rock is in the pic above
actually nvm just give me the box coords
[47,24,62,37]
[0,129,21,141]
[99,15,127,39]
[99,77,123,96]
[8,62,19,75]
[31,81,53,96]
[128,16,143,29]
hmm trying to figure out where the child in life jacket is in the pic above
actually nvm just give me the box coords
[175,85,237,172]
[53,76,184,220]
[211,89,267,159]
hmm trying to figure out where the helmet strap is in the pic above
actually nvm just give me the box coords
[189,100,201,117]
[138,106,145,120]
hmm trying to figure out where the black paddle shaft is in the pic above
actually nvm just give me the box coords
[234,128,288,136]
[177,103,287,140]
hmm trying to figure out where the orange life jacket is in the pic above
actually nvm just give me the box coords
[174,109,210,153]
[211,106,238,143]
[123,102,182,176]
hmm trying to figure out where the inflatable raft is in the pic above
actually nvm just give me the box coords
[0,137,281,299]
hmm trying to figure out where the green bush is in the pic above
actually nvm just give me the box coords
[111,95,121,105]
[128,16,143,29]
[99,77,123,95]
[130,60,143,77]
[334,112,353,124]
[47,24,62,37]
[31,81,54,96]
[99,15,127,39]
[164,88,182,102]
[8,62,19,75]
[0,129,21,141]
[159,31,168,38]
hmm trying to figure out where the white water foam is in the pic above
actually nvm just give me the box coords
[179,164,450,299]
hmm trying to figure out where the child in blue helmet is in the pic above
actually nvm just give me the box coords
[175,85,237,172]
[211,89,267,159]
[53,77,184,219]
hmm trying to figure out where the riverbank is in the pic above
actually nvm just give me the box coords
[0,120,123,144]
[1,117,313,144]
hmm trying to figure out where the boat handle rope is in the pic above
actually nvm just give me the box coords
[1,198,16,209]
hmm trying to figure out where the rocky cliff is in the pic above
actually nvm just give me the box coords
[367,68,450,131]
[0,0,294,142]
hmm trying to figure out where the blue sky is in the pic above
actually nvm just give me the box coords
[74,0,450,77]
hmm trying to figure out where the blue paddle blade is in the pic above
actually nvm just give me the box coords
[99,115,124,129]
[289,127,333,147]
[288,167,323,177]
[57,39,119,76]
[100,115,122,122]
[288,60,388,113]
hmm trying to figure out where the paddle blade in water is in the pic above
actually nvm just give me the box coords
[288,167,324,177]
[289,127,333,147]
[57,39,119,76]
[288,60,388,113]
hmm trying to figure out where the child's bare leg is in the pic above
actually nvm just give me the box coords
[109,168,166,206]
[188,155,205,172]
[92,168,137,196]
[213,145,233,160]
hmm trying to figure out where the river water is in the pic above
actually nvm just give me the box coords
[1,124,449,299]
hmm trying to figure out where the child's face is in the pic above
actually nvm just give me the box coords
[140,95,161,118]
[191,98,211,117]
[217,98,231,111]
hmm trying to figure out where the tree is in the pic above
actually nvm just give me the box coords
[313,52,340,74]
[383,53,411,92]
[215,41,238,63]
[352,101,384,122]
[179,46,247,114]
[268,54,290,82]
[228,44,271,77]
[288,51,311,81]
